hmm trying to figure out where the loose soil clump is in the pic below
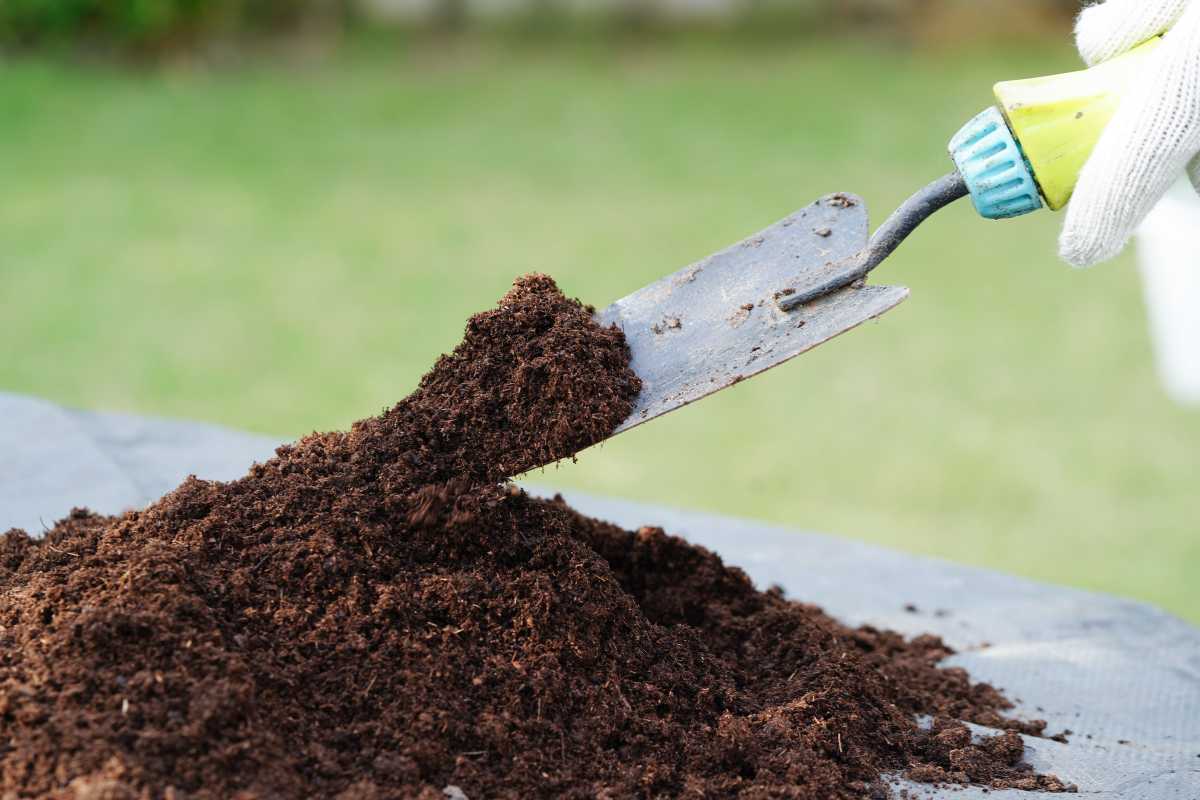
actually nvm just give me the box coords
[1,275,1072,799]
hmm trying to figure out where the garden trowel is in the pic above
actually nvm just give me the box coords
[602,37,1159,435]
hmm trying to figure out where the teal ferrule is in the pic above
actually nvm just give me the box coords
[949,107,1043,220]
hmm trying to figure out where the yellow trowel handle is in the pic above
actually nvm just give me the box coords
[995,37,1161,210]
[950,38,1161,220]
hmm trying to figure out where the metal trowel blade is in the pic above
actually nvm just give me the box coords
[598,193,906,435]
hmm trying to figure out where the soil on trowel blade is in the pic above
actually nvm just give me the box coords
[0,275,1073,799]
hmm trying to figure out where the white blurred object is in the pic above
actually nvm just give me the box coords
[1137,177,1200,406]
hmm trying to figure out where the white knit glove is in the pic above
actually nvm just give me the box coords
[1059,0,1200,267]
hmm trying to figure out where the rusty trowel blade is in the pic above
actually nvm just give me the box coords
[598,193,907,435]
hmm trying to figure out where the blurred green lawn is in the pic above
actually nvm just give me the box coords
[3,36,1197,621]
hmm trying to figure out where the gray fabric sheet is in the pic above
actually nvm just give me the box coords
[2,391,1197,799]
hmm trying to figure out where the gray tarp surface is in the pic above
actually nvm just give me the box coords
[2,390,1197,799]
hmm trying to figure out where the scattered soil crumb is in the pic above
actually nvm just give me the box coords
[1,274,1073,799]
[815,227,833,237]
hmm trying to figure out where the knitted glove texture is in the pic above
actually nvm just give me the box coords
[1060,0,1200,267]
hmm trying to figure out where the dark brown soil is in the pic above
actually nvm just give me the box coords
[0,275,1073,799]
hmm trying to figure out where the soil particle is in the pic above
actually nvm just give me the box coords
[828,193,858,209]
[815,227,833,237]
[728,303,756,328]
[652,316,683,335]
[673,266,703,287]
[1,274,1072,798]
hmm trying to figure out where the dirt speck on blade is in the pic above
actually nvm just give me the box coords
[1,274,1072,799]
[652,316,683,335]
[828,193,858,208]
[673,265,704,287]
[729,303,757,328]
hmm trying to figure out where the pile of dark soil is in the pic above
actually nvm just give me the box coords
[0,275,1073,799]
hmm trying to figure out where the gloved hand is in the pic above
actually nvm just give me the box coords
[1059,0,1200,267]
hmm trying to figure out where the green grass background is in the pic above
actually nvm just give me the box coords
[3,37,1197,621]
